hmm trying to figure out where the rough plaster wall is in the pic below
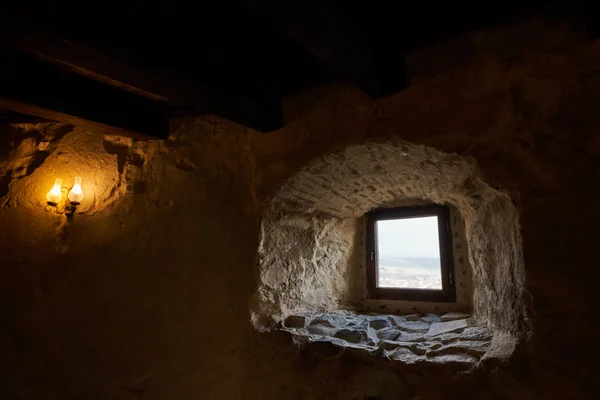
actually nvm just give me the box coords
[446,207,473,310]
[1,14,600,400]
[256,214,356,323]
[271,143,482,219]
[242,17,600,398]
[255,142,525,334]
[0,120,261,399]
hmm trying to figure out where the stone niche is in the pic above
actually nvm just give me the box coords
[250,141,531,365]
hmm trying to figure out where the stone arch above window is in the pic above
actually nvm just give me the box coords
[250,141,530,365]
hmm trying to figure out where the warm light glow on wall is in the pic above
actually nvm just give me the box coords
[45,178,63,204]
[68,177,84,204]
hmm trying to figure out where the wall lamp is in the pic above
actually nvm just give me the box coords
[45,177,84,215]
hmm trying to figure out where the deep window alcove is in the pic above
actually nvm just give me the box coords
[250,141,531,365]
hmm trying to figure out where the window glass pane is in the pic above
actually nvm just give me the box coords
[376,216,442,289]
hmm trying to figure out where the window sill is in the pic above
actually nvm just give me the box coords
[281,311,493,366]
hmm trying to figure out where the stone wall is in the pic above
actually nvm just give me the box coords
[281,310,493,366]
[253,142,527,337]
[1,14,600,400]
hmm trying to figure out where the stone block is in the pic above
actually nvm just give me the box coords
[379,340,425,352]
[379,340,403,350]
[426,353,478,365]
[310,313,350,328]
[284,315,306,328]
[420,313,441,323]
[306,325,336,336]
[388,347,424,364]
[444,340,491,357]
[346,317,369,329]
[427,342,443,350]
[459,327,493,341]
[401,314,421,321]
[431,332,462,344]
[409,344,429,356]
[396,332,426,342]
[334,328,368,343]
[427,319,468,337]
[433,327,493,344]
[388,315,406,326]
[369,317,392,330]
[393,320,431,333]
[376,327,401,341]
[440,312,471,322]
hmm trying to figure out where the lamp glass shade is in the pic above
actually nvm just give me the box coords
[68,177,83,203]
[46,178,63,204]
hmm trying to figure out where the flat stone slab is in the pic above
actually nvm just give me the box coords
[306,324,337,336]
[441,341,491,357]
[427,319,469,337]
[420,313,441,323]
[278,312,491,366]
[440,312,471,322]
[426,353,478,365]
[457,327,493,341]
[393,320,430,333]
[402,314,421,321]
[396,332,426,342]
[431,332,463,344]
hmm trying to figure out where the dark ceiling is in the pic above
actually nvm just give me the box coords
[0,0,591,138]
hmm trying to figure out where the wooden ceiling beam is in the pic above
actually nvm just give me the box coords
[0,111,51,125]
[0,48,170,139]
[586,0,599,41]
[243,1,408,99]
[0,14,283,132]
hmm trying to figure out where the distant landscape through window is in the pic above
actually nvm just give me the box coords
[376,216,442,290]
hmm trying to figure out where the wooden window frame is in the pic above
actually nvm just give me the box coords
[366,204,456,302]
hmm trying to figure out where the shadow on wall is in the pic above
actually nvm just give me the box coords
[0,124,75,199]
[251,141,530,340]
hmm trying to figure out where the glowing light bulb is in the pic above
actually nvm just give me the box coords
[46,178,63,204]
[68,176,84,204]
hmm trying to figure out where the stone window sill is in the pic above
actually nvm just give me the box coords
[281,311,492,365]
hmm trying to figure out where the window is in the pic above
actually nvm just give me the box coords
[366,205,456,302]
